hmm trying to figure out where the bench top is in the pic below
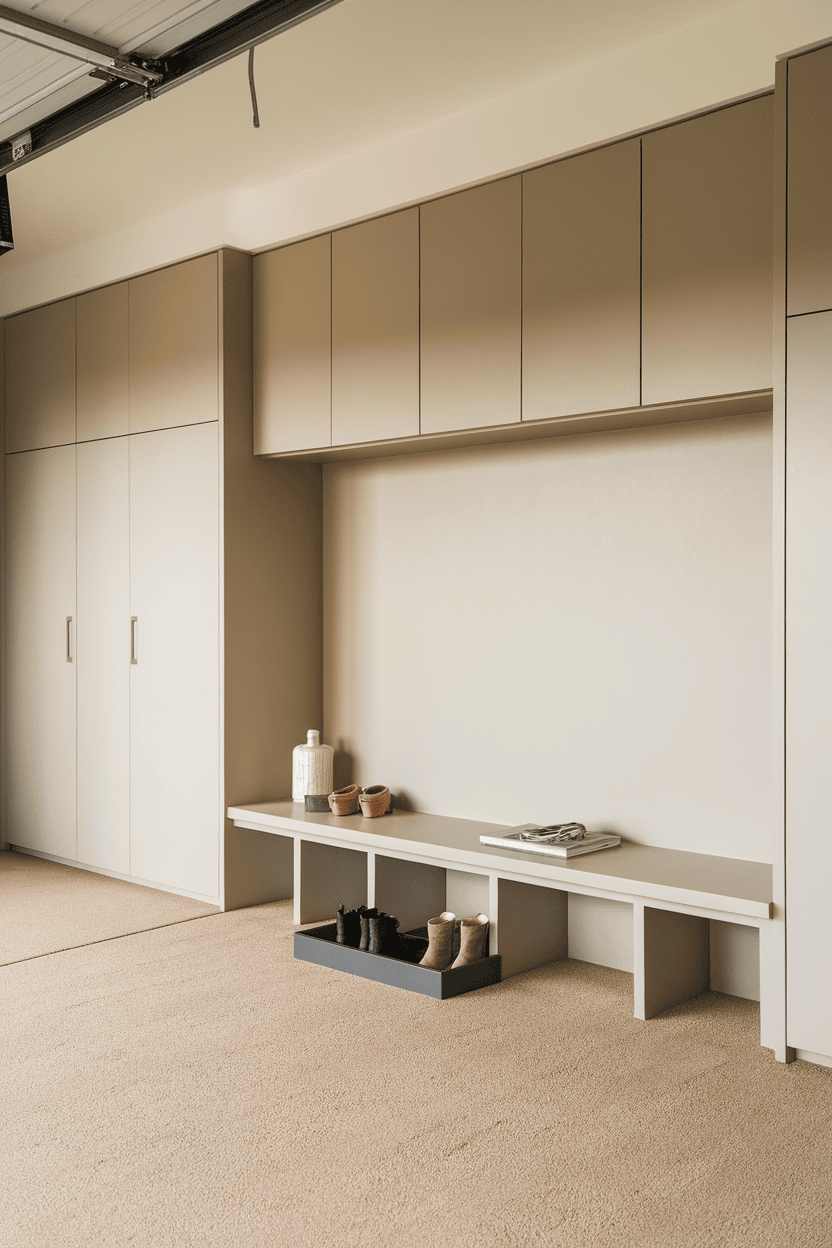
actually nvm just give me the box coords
[228,801,773,921]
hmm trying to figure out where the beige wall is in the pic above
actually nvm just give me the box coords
[323,413,772,863]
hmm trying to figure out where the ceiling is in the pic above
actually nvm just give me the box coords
[0,0,339,150]
[1,0,756,270]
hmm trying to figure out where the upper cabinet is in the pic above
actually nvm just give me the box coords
[420,177,521,435]
[129,253,218,433]
[5,256,220,454]
[641,96,774,405]
[198,98,776,460]
[332,208,419,447]
[5,298,76,453]
[523,140,641,421]
[787,44,832,316]
[253,235,331,455]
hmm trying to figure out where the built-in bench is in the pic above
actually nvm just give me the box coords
[227,801,773,1024]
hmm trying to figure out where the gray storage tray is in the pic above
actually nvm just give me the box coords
[294,922,501,999]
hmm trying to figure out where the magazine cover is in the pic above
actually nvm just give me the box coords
[480,823,621,859]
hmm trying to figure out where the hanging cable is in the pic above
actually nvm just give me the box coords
[248,46,260,128]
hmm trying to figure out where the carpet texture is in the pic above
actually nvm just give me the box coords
[0,850,219,964]
[3,881,832,1246]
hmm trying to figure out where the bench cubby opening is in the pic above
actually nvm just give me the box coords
[445,867,490,924]
[371,853,447,932]
[567,893,634,972]
[295,838,367,925]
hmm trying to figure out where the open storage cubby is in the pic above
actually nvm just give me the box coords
[294,838,367,924]
[372,854,446,932]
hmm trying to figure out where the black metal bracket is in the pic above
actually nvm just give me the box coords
[0,0,343,177]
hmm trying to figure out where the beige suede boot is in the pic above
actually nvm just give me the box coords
[418,911,456,970]
[450,914,489,968]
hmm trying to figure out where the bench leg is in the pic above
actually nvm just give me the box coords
[493,878,568,979]
[634,903,710,1020]
[294,838,367,925]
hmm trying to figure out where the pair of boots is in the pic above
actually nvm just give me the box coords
[418,912,489,971]
[336,903,400,956]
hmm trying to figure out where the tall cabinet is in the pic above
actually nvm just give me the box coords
[3,250,322,908]
[779,40,832,1064]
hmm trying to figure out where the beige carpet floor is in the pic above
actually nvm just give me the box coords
[2,867,832,1247]
[0,850,219,964]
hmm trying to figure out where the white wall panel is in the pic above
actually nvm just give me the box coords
[324,413,772,862]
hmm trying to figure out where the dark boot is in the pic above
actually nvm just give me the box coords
[335,901,361,946]
[358,906,378,951]
[368,912,400,956]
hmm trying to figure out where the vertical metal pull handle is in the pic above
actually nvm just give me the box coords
[130,617,138,665]
[66,617,73,663]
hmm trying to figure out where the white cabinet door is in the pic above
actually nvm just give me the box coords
[786,310,832,1057]
[5,445,76,857]
[128,423,220,899]
[76,438,130,873]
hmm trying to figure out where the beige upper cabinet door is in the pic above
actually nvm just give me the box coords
[5,444,77,858]
[787,45,832,317]
[4,299,76,453]
[129,254,218,434]
[332,209,419,446]
[77,282,129,442]
[523,141,640,422]
[421,177,521,434]
[642,96,774,405]
[253,235,332,454]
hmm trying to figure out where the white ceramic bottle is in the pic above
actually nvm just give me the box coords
[292,730,334,802]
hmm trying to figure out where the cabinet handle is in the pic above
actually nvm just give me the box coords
[130,617,138,665]
[66,617,73,663]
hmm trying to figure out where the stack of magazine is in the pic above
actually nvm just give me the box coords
[480,823,621,859]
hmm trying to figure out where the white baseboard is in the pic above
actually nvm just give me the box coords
[9,845,221,907]
[795,1049,832,1069]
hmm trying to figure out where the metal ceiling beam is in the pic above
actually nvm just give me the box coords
[0,5,163,90]
[0,0,343,177]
